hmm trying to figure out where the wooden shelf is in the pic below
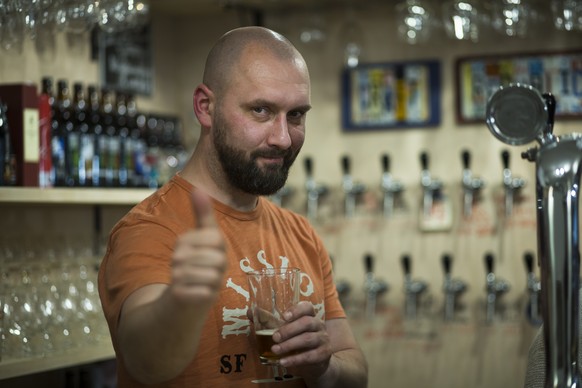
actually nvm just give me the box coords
[0,187,155,205]
[0,341,115,380]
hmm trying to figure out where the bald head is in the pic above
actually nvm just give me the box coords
[202,26,308,97]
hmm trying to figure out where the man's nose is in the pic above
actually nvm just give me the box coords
[267,115,292,149]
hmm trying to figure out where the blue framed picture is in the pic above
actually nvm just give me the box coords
[341,60,441,131]
[455,49,582,124]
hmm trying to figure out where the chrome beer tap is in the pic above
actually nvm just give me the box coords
[524,251,542,325]
[330,255,351,308]
[501,149,526,217]
[484,253,510,324]
[380,153,404,218]
[401,254,428,320]
[461,149,485,218]
[304,157,327,222]
[270,186,294,207]
[341,155,366,218]
[487,84,581,387]
[442,254,467,322]
[420,151,442,217]
[363,253,388,318]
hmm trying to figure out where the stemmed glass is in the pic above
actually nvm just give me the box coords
[396,0,432,44]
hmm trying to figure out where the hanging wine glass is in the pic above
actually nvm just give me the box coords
[0,1,25,53]
[491,0,529,37]
[98,0,150,33]
[396,0,432,44]
[62,0,99,34]
[551,0,582,31]
[339,7,364,68]
[442,0,480,41]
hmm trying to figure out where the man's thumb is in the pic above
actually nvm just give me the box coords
[192,189,217,229]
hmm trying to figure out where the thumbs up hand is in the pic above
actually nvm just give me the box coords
[170,190,227,308]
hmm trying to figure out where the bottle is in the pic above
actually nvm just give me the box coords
[100,89,118,187]
[38,77,54,187]
[0,100,12,185]
[51,80,72,187]
[115,92,129,187]
[73,82,92,187]
[87,85,102,187]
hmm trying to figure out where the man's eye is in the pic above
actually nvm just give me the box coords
[253,107,268,114]
[288,111,305,120]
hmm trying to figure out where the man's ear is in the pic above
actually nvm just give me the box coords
[193,84,213,128]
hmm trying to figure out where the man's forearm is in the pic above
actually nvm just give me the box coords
[118,287,209,384]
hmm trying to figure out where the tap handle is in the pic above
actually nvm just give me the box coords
[304,157,313,176]
[442,254,452,275]
[524,252,535,273]
[342,155,351,175]
[381,153,390,173]
[485,253,494,273]
[461,149,471,169]
[420,151,429,170]
[401,254,411,275]
[364,253,374,274]
[501,150,510,170]
[542,92,556,135]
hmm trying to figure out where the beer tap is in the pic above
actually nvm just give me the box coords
[363,253,388,318]
[524,251,542,325]
[487,83,582,386]
[420,151,442,217]
[330,255,351,308]
[304,157,327,222]
[401,254,428,319]
[341,155,366,218]
[484,253,510,324]
[380,153,404,218]
[501,149,526,217]
[270,186,294,207]
[442,254,467,321]
[461,149,485,218]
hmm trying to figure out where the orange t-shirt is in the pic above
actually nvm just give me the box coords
[98,174,346,387]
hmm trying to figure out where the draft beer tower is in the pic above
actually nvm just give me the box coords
[486,83,582,388]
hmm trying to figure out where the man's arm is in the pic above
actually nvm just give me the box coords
[115,191,227,384]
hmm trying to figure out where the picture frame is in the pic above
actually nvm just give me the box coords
[99,24,153,96]
[341,60,441,131]
[455,49,582,124]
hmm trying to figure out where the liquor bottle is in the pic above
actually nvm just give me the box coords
[0,100,14,185]
[115,92,129,187]
[100,88,118,187]
[39,77,54,187]
[132,112,148,187]
[52,80,72,187]
[73,82,92,187]
[64,82,84,187]
[87,85,102,187]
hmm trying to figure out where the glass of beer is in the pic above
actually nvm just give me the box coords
[247,267,300,365]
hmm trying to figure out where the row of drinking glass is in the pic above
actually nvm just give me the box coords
[398,0,582,44]
[0,0,150,54]
[1,242,109,361]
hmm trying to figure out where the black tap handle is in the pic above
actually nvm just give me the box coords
[401,255,411,275]
[364,253,373,273]
[524,252,534,273]
[461,149,470,169]
[485,253,494,273]
[382,154,390,173]
[304,157,313,176]
[442,254,451,274]
[542,92,556,135]
[501,150,510,169]
[420,152,429,170]
[342,155,351,175]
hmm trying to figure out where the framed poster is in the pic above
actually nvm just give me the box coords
[455,50,582,124]
[99,24,153,96]
[341,60,441,131]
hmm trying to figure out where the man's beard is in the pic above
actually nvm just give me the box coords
[213,118,298,196]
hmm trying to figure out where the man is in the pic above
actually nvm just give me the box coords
[98,26,368,387]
